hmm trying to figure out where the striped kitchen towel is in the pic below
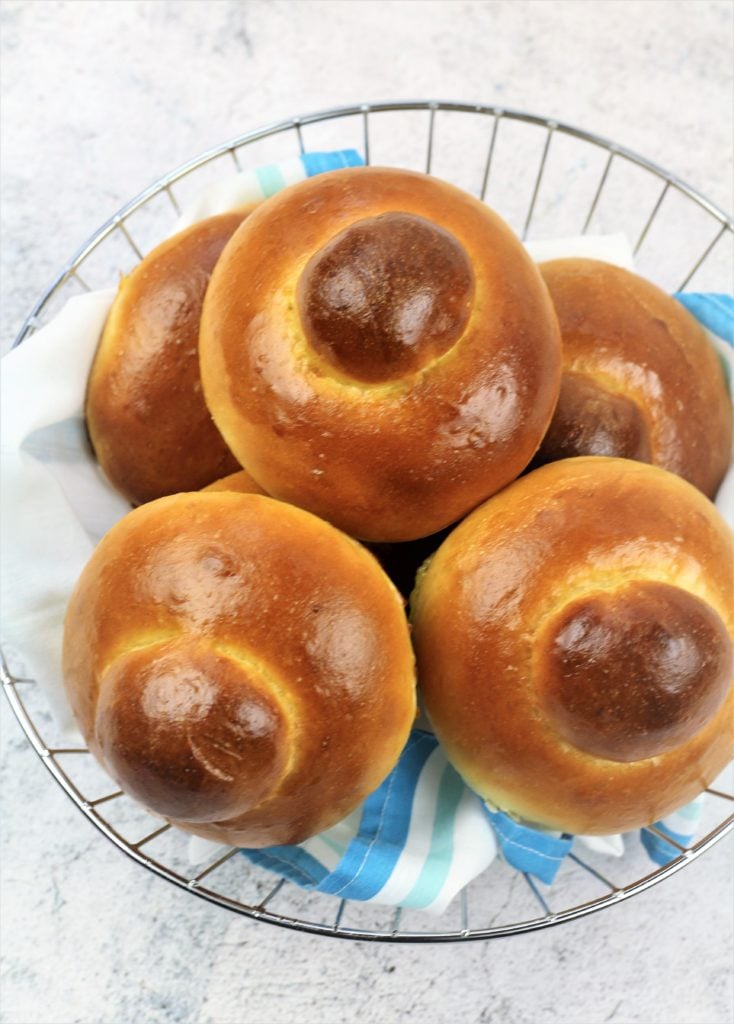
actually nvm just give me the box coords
[483,811,574,886]
[488,798,706,882]
[172,148,363,231]
[240,729,708,905]
[244,730,497,916]
[241,732,711,908]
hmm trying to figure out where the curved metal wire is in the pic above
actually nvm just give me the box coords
[4,100,733,942]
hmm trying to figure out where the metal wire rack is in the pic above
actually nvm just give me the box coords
[4,100,734,942]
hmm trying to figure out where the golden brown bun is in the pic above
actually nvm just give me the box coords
[202,469,268,495]
[87,213,248,505]
[537,259,732,497]
[63,492,416,846]
[200,167,562,542]
[411,457,734,835]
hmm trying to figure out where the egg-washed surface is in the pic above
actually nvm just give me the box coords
[199,166,562,542]
[537,580,731,762]
[410,457,734,835]
[537,259,733,497]
[298,212,475,382]
[62,492,416,847]
[86,212,246,505]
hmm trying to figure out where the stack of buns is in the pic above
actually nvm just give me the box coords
[66,165,733,848]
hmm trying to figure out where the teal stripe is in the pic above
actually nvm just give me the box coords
[316,731,436,900]
[255,163,287,197]
[675,293,734,345]
[671,800,702,822]
[399,763,465,909]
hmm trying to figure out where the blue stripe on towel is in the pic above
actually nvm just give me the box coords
[398,759,466,908]
[301,149,363,176]
[639,798,704,866]
[241,730,436,897]
[675,293,734,346]
[640,822,690,866]
[244,844,328,888]
[316,731,436,900]
[484,810,573,884]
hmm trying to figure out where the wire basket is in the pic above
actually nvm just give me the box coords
[4,100,733,942]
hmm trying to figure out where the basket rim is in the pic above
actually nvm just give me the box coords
[5,98,734,942]
[12,98,733,351]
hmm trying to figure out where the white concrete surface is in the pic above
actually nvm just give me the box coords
[1,2,733,1023]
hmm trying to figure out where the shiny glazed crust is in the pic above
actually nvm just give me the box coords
[86,213,247,505]
[199,167,562,542]
[537,259,733,497]
[411,457,734,834]
[62,493,416,846]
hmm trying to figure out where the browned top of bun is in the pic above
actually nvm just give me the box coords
[87,213,247,505]
[63,493,416,846]
[411,457,734,834]
[200,167,561,542]
[537,259,732,497]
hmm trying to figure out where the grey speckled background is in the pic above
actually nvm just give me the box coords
[1,2,733,1023]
